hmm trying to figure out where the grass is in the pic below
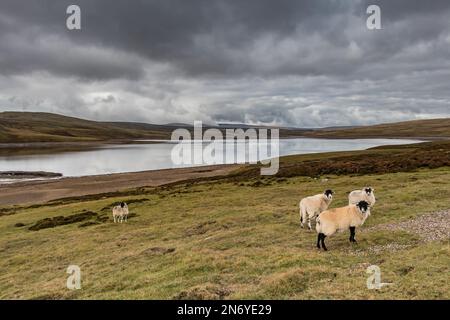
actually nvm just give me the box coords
[0,165,449,299]
[231,140,450,179]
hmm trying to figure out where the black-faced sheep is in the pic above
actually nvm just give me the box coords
[315,200,371,251]
[299,189,334,230]
[349,187,376,206]
[112,202,129,223]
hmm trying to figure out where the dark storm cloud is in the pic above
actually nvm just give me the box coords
[0,0,449,125]
[0,0,356,78]
[1,0,449,78]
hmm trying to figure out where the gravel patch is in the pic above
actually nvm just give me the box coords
[346,243,415,256]
[365,210,450,243]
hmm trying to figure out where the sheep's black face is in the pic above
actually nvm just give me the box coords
[357,201,369,214]
[120,202,125,208]
[324,189,334,200]
[365,187,372,195]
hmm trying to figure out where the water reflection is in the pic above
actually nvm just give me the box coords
[0,138,420,178]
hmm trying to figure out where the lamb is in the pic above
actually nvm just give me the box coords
[348,187,376,206]
[315,200,371,251]
[299,189,334,230]
[112,202,129,223]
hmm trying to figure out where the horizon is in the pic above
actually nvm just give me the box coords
[1,110,449,130]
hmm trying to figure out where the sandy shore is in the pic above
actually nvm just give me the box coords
[0,165,240,206]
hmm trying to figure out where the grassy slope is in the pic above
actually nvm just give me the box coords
[0,111,309,143]
[1,112,450,143]
[305,118,450,139]
[0,112,173,143]
[0,147,449,299]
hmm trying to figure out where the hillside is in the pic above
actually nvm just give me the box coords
[305,118,450,139]
[0,112,449,143]
[0,112,308,143]
[0,112,173,143]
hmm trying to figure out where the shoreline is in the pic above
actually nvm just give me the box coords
[0,164,241,206]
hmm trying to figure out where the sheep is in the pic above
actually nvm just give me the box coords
[299,189,334,230]
[315,200,371,251]
[348,187,376,206]
[112,202,129,223]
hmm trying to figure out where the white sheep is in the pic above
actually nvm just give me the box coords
[348,187,376,206]
[299,189,334,230]
[112,202,129,223]
[315,200,371,251]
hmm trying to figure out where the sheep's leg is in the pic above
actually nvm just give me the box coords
[349,227,357,243]
[320,233,327,251]
[317,234,321,249]
[307,213,313,230]
[113,215,116,223]
[300,206,305,228]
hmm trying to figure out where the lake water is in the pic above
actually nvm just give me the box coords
[0,138,420,180]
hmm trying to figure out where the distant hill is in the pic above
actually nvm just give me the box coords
[305,118,450,139]
[0,112,173,143]
[0,112,309,143]
[0,111,449,143]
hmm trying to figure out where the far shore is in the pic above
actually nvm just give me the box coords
[0,135,439,157]
[0,140,166,156]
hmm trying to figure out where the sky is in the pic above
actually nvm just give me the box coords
[0,0,449,127]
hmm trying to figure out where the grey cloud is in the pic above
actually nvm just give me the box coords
[1,0,450,79]
[0,0,449,126]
